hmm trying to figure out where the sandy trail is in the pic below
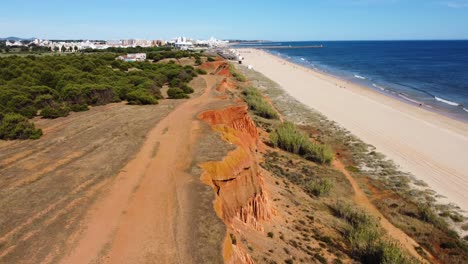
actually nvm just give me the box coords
[333,160,433,263]
[241,49,468,212]
[60,76,218,264]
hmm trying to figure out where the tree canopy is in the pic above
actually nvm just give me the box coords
[0,51,198,139]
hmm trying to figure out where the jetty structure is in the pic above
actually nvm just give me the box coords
[256,44,324,49]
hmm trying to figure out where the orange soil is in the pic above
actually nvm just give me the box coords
[59,76,219,264]
[199,104,276,264]
[333,160,435,263]
[200,61,233,77]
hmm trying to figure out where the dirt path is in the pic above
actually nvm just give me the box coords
[59,76,220,264]
[333,160,434,263]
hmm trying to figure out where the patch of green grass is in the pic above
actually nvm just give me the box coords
[229,64,246,82]
[270,122,333,165]
[330,201,416,264]
[242,87,279,119]
[306,178,333,197]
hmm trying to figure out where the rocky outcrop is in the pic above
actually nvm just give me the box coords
[199,105,276,263]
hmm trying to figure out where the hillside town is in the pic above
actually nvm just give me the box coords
[2,36,229,52]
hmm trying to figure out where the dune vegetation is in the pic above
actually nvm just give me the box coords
[242,87,279,119]
[0,51,200,139]
[270,122,334,165]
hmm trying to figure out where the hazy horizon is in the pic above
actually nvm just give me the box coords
[1,0,468,41]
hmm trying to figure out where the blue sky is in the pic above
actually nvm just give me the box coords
[1,0,467,40]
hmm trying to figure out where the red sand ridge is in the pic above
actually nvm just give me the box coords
[199,105,276,263]
[200,61,233,77]
[216,77,237,93]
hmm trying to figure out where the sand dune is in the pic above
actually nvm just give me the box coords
[241,49,468,212]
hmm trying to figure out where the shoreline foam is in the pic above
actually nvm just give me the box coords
[265,49,468,123]
[240,48,468,212]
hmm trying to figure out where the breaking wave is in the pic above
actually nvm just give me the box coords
[354,74,366,80]
[435,96,459,106]
[372,83,386,91]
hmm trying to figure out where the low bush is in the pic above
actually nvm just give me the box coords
[125,90,157,105]
[306,178,333,197]
[330,202,416,264]
[196,68,207,75]
[167,88,189,99]
[242,87,278,119]
[229,64,246,82]
[69,104,89,112]
[0,113,42,140]
[270,122,333,164]
[207,56,216,62]
[194,56,202,65]
[416,203,446,229]
[40,106,70,119]
[180,84,194,94]
[330,201,376,228]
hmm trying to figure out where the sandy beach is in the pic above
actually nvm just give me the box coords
[240,48,468,212]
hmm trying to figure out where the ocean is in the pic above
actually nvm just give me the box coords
[236,41,468,121]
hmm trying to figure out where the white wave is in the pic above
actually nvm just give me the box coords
[463,107,468,113]
[398,94,423,105]
[434,96,459,106]
[354,74,366,80]
[372,83,385,91]
[300,58,305,61]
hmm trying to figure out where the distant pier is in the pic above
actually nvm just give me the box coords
[256,45,324,49]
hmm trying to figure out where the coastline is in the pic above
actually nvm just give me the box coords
[239,48,468,212]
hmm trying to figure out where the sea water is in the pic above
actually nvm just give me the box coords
[238,40,468,121]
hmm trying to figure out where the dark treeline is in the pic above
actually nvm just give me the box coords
[0,52,200,140]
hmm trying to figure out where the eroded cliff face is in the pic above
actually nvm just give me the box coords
[200,61,232,77]
[199,105,275,263]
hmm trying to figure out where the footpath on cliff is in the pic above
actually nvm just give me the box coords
[58,72,229,264]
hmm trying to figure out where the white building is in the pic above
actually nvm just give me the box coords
[117,53,147,62]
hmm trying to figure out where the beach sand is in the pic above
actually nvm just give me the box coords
[240,48,468,212]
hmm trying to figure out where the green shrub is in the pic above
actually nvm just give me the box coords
[207,56,216,62]
[243,87,278,119]
[167,88,189,99]
[0,113,42,140]
[330,201,376,228]
[270,122,333,164]
[196,68,207,75]
[416,203,445,228]
[229,64,246,82]
[180,84,194,94]
[125,90,157,105]
[330,202,416,264]
[40,106,70,119]
[194,56,202,65]
[70,104,89,112]
[307,178,333,197]
[358,240,416,264]
[34,94,55,108]
[0,52,198,140]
